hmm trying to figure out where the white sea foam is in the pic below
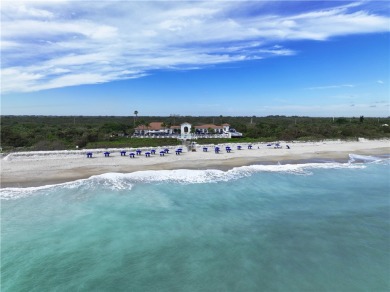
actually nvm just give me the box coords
[348,154,386,163]
[1,154,388,200]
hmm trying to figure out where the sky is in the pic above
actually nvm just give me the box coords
[1,0,389,117]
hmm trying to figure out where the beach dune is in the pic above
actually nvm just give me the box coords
[1,140,389,188]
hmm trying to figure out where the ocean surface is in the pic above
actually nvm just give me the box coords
[1,154,390,292]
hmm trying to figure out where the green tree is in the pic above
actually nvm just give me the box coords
[1,127,30,147]
[336,118,348,124]
[133,110,138,126]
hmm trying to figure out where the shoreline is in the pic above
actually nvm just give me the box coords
[1,140,389,188]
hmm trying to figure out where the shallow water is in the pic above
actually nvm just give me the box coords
[1,156,389,291]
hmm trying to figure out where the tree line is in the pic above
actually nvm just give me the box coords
[1,115,389,152]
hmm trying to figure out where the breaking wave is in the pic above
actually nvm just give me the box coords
[348,154,389,163]
[1,154,388,200]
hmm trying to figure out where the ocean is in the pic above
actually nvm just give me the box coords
[1,154,389,292]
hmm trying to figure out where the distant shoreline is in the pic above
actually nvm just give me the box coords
[1,140,389,188]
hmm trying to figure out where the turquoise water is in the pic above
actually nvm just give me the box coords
[1,155,390,291]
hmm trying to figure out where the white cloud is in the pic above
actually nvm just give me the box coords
[254,102,390,117]
[2,2,55,19]
[306,84,355,90]
[29,73,113,91]
[1,68,44,93]
[377,80,384,84]
[1,1,389,93]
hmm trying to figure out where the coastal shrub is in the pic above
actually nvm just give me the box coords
[2,115,389,151]
[1,126,31,148]
[85,138,181,149]
[34,140,67,151]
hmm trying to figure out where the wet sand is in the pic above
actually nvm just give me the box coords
[1,140,389,188]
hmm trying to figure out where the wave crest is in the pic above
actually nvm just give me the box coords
[348,154,388,163]
[2,154,388,200]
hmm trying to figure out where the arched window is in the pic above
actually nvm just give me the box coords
[184,126,189,133]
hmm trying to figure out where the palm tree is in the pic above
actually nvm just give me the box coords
[133,110,138,127]
[136,119,147,135]
[144,121,150,136]
[161,122,167,135]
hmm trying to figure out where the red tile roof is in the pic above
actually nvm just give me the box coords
[135,122,229,130]
[135,122,164,130]
[195,124,222,129]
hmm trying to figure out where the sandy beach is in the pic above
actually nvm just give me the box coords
[1,139,389,188]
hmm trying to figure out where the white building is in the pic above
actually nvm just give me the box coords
[180,122,192,140]
[133,122,242,139]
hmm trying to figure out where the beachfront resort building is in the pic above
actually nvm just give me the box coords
[133,122,242,139]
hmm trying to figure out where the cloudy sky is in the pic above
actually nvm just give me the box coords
[1,0,389,116]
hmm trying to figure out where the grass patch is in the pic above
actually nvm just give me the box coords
[86,138,181,149]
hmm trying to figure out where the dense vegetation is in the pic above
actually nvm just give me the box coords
[1,115,389,152]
